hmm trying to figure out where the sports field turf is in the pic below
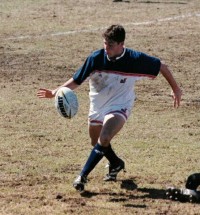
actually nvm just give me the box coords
[1,0,200,214]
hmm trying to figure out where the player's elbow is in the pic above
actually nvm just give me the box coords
[159,61,171,76]
[160,61,169,71]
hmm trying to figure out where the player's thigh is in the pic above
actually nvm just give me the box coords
[99,114,126,146]
[89,124,102,146]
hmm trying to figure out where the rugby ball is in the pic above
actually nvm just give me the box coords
[55,87,79,118]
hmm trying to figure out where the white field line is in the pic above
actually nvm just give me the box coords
[5,12,200,41]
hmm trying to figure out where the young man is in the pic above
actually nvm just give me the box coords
[37,25,182,192]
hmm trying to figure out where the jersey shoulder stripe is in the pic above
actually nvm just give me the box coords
[73,48,160,84]
[92,69,157,79]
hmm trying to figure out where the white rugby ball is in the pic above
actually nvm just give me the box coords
[55,87,78,119]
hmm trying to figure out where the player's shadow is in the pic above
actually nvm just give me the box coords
[81,179,166,202]
[137,187,166,200]
[120,179,138,190]
[120,180,166,201]
[80,179,137,198]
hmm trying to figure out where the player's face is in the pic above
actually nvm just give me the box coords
[104,39,124,58]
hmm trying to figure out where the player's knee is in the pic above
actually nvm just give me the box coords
[99,134,111,147]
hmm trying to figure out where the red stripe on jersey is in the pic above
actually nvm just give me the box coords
[92,70,156,79]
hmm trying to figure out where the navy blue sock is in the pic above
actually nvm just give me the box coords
[80,143,109,177]
[104,144,120,166]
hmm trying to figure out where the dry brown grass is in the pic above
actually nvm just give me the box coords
[1,0,200,214]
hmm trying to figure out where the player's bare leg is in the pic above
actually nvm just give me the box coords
[73,114,126,191]
[99,113,125,146]
[100,114,126,181]
[89,125,102,146]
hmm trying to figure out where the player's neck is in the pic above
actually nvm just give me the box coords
[107,48,126,62]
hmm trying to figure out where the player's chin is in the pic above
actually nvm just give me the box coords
[107,53,114,57]
[106,51,112,57]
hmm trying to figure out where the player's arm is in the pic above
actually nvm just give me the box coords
[37,53,93,99]
[37,78,79,99]
[159,62,182,108]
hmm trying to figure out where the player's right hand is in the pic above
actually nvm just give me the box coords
[37,88,55,98]
[171,87,182,108]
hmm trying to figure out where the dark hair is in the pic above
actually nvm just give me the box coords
[102,25,126,43]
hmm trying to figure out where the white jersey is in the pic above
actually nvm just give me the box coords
[89,70,141,112]
[73,48,161,124]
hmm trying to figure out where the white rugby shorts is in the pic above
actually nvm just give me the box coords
[88,106,132,126]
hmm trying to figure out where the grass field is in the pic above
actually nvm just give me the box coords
[1,0,200,214]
